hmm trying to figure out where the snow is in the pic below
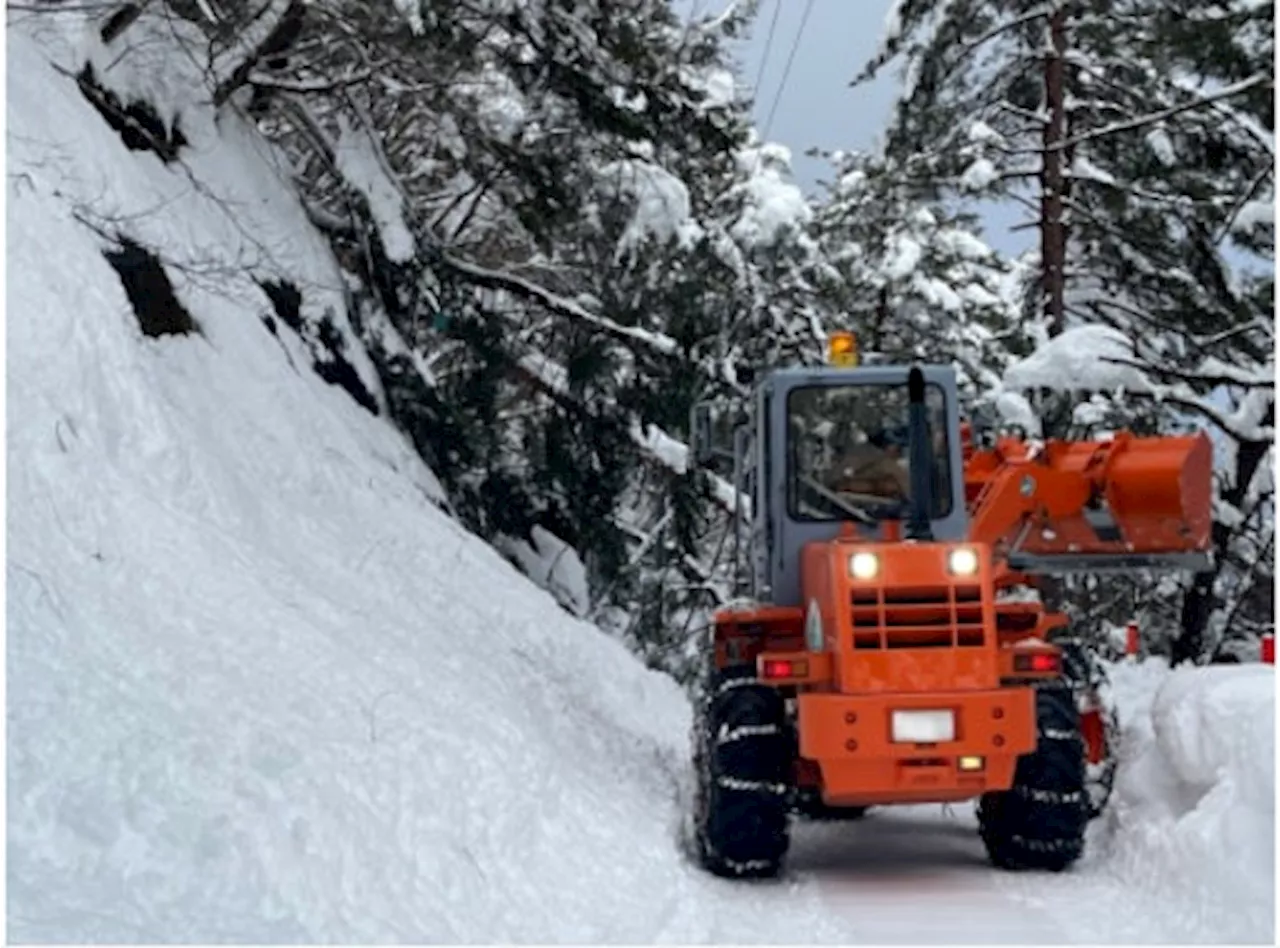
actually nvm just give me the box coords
[599,158,704,253]
[968,120,1002,144]
[632,420,692,474]
[497,527,591,617]
[731,142,813,246]
[1145,126,1176,166]
[960,157,998,191]
[1069,154,1118,186]
[7,12,1276,946]
[884,233,924,279]
[1098,662,1276,943]
[333,114,417,263]
[1232,197,1275,233]
[681,64,737,110]
[391,0,426,34]
[993,390,1042,436]
[455,63,529,144]
[1003,324,1153,393]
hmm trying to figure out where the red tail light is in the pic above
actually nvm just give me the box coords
[1014,652,1061,673]
[761,658,808,679]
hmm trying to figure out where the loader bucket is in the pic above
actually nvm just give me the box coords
[1008,432,1214,574]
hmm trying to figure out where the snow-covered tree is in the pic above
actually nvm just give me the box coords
[810,149,1030,398]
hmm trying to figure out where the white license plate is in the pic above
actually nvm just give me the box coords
[891,709,956,743]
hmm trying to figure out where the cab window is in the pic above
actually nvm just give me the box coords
[786,383,953,522]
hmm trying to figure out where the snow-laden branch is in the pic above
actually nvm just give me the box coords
[1214,163,1274,245]
[1094,364,1275,444]
[1099,355,1275,392]
[440,255,680,357]
[1044,74,1271,153]
[936,5,1053,86]
[248,67,381,94]
[514,353,743,515]
[212,0,302,107]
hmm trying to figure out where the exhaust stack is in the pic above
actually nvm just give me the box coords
[905,367,934,541]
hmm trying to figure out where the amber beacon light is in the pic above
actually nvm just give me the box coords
[828,330,859,366]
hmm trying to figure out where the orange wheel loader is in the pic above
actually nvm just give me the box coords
[688,344,1213,879]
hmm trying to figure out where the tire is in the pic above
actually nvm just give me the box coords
[693,664,791,878]
[978,684,1088,872]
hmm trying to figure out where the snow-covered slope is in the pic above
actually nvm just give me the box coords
[4,16,805,942]
[6,12,1274,945]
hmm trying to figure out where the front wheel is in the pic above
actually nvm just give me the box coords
[978,685,1088,872]
[693,664,791,878]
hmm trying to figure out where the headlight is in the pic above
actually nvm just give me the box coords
[849,551,880,580]
[948,547,980,577]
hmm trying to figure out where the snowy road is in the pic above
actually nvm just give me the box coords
[786,808,1142,944]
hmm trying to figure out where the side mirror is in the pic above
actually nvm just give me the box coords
[691,399,741,466]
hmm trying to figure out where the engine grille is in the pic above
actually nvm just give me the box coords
[850,584,986,649]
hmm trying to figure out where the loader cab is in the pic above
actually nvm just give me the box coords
[693,356,969,608]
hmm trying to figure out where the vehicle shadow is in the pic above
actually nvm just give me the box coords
[786,804,990,878]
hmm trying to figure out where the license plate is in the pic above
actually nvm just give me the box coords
[891,709,955,743]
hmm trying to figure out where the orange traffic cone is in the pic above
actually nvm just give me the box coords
[1125,621,1140,659]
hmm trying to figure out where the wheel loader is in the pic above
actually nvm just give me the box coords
[689,334,1213,878]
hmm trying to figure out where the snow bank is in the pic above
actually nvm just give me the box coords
[1099,660,1275,943]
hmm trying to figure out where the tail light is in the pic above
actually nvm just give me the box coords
[761,658,809,680]
[1014,652,1061,673]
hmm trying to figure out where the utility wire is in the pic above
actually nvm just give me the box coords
[762,0,815,141]
[753,0,783,111]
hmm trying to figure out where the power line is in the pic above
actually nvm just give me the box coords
[753,0,783,110]
[762,0,815,141]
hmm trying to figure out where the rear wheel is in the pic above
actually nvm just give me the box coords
[694,664,791,878]
[978,684,1088,872]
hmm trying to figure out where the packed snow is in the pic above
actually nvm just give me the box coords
[1091,661,1276,944]
[6,12,1275,945]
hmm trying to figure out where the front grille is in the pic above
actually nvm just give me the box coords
[851,584,985,649]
